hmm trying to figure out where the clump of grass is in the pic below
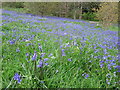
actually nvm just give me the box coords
[2,13,11,16]
[108,26,118,31]
[38,18,47,21]
[63,20,84,26]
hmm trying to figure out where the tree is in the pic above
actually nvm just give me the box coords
[23,2,101,21]
[2,2,24,8]
[96,2,118,26]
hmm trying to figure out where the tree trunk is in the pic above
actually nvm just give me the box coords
[73,2,76,19]
[79,3,82,19]
[74,10,76,19]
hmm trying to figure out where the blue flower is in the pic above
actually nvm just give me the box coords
[38,45,42,52]
[37,58,49,68]
[85,74,89,79]
[62,49,66,56]
[107,64,111,70]
[82,73,89,79]
[100,64,104,68]
[32,51,37,60]
[48,53,53,57]
[13,73,22,83]
[37,60,43,68]
[44,58,49,62]
[100,60,104,63]
[69,37,72,40]
[16,48,20,52]
[44,63,49,65]
[106,79,110,85]
[103,56,107,59]
[26,53,29,56]
[40,53,46,58]
[115,65,120,72]
[68,58,72,61]
[9,40,15,45]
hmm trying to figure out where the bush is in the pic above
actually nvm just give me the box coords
[82,12,98,21]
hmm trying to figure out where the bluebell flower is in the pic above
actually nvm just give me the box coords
[32,51,37,60]
[48,53,53,57]
[100,64,104,68]
[9,40,15,45]
[44,63,49,65]
[40,53,46,58]
[100,61,104,63]
[69,37,72,40]
[104,49,108,54]
[110,62,116,66]
[44,58,49,62]
[37,60,43,68]
[82,73,85,76]
[38,45,42,52]
[68,58,72,61]
[62,49,66,56]
[82,73,89,79]
[107,64,111,70]
[26,53,29,56]
[55,40,58,42]
[85,74,89,79]
[106,79,110,85]
[13,73,22,83]
[26,43,31,46]
[103,56,107,59]
[115,65,120,72]
[108,55,111,57]
[60,45,63,48]
[16,48,20,52]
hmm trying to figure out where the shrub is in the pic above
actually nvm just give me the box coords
[82,12,98,21]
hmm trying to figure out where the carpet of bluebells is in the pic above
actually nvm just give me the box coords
[1,9,120,88]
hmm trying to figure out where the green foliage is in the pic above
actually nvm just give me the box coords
[2,7,27,14]
[94,25,102,29]
[2,2,24,8]
[82,12,98,21]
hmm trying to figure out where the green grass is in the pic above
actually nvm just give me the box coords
[108,26,118,31]
[63,20,85,26]
[2,13,11,16]
[2,9,119,89]
[93,23,118,32]
[2,25,118,88]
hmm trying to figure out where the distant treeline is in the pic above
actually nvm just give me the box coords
[2,2,118,26]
